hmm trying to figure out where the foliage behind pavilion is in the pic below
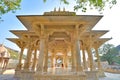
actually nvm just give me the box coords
[7,8,111,80]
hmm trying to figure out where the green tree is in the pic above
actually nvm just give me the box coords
[100,44,119,65]
[44,0,117,12]
[98,44,114,54]
[0,0,21,21]
[113,56,120,64]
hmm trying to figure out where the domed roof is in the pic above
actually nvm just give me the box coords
[0,44,10,58]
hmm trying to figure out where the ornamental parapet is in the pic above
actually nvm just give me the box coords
[44,8,76,16]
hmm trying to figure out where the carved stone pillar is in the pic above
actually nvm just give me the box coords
[71,44,75,71]
[75,25,83,72]
[95,47,101,70]
[51,54,55,68]
[32,48,37,71]
[51,49,56,68]
[14,41,25,78]
[20,38,35,80]
[85,47,98,80]
[85,34,95,71]
[82,47,87,70]
[36,39,45,73]
[51,57,53,68]
[87,47,94,71]
[16,46,24,70]
[75,40,83,72]
[43,39,48,72]
[95,47,105,77]
[24,43,33,71]
[64,49,68,68]
[15,41,26,70]
[35,24,46,74]
[71,32,77,72]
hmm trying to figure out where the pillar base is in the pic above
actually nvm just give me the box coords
[85,71,98,80]
[0,69,5,74]
[98,69,106,77]
[14,69,21,78]
[20,70,35,80]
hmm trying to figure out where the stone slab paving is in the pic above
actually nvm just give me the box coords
[0,69,120,80]
[0,69,19,80]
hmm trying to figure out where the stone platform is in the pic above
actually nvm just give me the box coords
[34,73,86,80]
[1,69,120,80]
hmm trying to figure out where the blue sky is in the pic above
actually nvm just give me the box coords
[0,0,120,51]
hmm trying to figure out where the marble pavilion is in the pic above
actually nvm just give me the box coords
[7,9,111,80]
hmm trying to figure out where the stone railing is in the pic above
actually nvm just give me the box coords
[105,68,120,74]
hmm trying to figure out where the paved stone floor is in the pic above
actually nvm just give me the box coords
[99,72,120,80]
[0,69,120,80]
